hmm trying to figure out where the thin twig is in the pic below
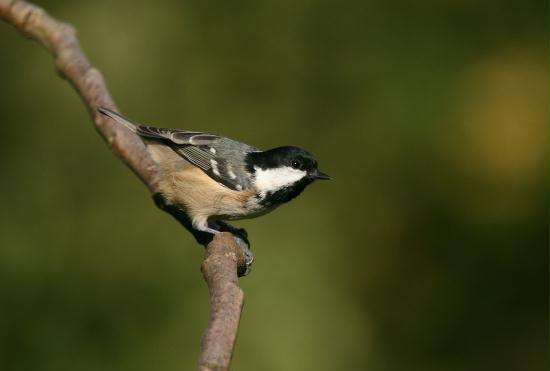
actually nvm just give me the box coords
[0,1,246,369]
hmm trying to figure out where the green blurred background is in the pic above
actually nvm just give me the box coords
[0,0,547,370]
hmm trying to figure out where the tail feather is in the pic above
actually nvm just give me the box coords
[97,107,138,133]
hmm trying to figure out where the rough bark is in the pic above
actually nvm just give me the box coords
[0,1,246,370]
[199,232,246,371]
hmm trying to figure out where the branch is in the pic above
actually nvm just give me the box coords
[0,0,158,189]
[0,1,246,369]
[200,233,246,371]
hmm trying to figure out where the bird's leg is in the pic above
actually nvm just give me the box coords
[210,220,254,276]
[153,194,253,276]
[210,220,249,243]
[204,227,221,235]
[153,193,214,245]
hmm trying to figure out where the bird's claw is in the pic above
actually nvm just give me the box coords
[210,220,253,276]
[232,234,254,277]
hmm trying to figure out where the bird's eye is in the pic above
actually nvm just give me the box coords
[291,160,301,169]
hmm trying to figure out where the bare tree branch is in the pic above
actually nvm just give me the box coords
[0,0,158,189]
[200,232,246,371]
[0,1,246,369]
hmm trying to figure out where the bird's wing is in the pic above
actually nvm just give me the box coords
[173,146,244,190]
[136,126,220,146]
[98,107,220,145]
[98,107,243,190]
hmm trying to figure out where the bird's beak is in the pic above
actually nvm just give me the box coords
[313,170,331,180]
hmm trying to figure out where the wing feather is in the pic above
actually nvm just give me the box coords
[136,126,220,145]
[98,107,242,190]
[173,145,243,190]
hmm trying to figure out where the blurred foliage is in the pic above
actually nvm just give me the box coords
[0,0,547,370]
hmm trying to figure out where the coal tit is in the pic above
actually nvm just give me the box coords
[98,107,330,244]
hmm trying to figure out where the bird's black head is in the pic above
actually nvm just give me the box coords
[246,146,330,206]
[246,146,330,181]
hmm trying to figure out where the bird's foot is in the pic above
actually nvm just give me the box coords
[210,221,253,276]
[212,220,249,244]
[234,237,254,277]
[152,194,253,275]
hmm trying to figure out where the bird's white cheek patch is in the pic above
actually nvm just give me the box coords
[254,166,307,193]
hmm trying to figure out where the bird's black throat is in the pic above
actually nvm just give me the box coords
[258,177,313,207]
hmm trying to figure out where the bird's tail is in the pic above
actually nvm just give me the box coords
[97,107,138,133]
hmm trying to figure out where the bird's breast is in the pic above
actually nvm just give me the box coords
[160,166,266,221]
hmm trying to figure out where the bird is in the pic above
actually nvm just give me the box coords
[98,107,330,248]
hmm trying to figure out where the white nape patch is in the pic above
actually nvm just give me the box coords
[210,159,220,176]
[236,184,243,191]
[253,166,307,193]
[209,147,216,154]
